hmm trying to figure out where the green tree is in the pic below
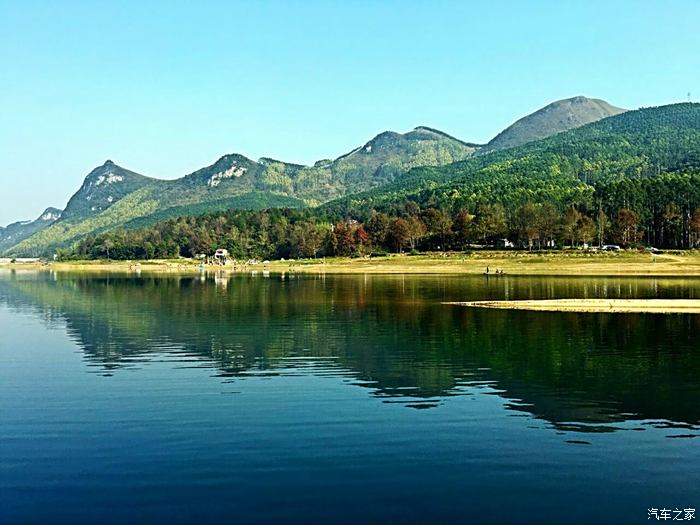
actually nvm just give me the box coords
[596,207,609,248]
[452,209,475,248]
[474,203,507,245]
[515,203,541,250]
[366,211,390,249]
[691,208,700,247]
[291,222,324,258]
[102,238,114,260]
[406,216,427,251]
[661,203,682,248]
[577,216,596,246]
[562,207,583,247]
[423,208,453,250]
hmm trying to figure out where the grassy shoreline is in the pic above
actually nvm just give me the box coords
[3,251,700,276]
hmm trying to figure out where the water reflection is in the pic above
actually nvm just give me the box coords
[1,271,699,434]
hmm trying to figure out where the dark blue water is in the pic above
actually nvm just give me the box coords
[1,271,698,524]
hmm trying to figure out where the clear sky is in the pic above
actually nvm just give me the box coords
[1,0,699,224]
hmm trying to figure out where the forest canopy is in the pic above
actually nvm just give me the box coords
[69,104,700,259]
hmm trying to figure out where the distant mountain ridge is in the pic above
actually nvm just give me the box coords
[0,207,62,254]
[61,160,157,220]
[323,102,700,217]
[4,127,475,256]
[2,96,630,256]
[481,96,626,153]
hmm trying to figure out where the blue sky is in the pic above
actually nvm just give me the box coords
[1,0,699,224]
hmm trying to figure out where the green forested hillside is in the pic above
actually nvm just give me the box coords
[327,103,700,226]
[60,161,157,220]
[9,102,700,257]
[69,103,700,260]
[0,207,62,254]
[6,128,475,256]
[481,96,625,153]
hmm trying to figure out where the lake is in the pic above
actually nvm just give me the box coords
[1,270,698,524]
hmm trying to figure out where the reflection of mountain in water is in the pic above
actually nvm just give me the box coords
[1,271,699,431]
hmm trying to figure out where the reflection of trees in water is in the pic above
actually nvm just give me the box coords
[1,272,699,429]
[453,309,700,427]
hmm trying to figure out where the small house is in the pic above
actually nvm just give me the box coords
[213,248,230,265]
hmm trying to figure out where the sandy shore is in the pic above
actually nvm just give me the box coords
[2,251,700,276]
[446,299,700,314]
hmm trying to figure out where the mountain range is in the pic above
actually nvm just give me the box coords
[0,208,62,255]
[324,102,700,219]
[480,96,625,153]
[2,96,631,256]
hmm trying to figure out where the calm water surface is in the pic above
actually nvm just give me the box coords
[1,271,699,524]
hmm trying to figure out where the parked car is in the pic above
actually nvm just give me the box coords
[602,245,621,251]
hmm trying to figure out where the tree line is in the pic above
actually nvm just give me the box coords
[69,192,700,261]
[54,104,700,260]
